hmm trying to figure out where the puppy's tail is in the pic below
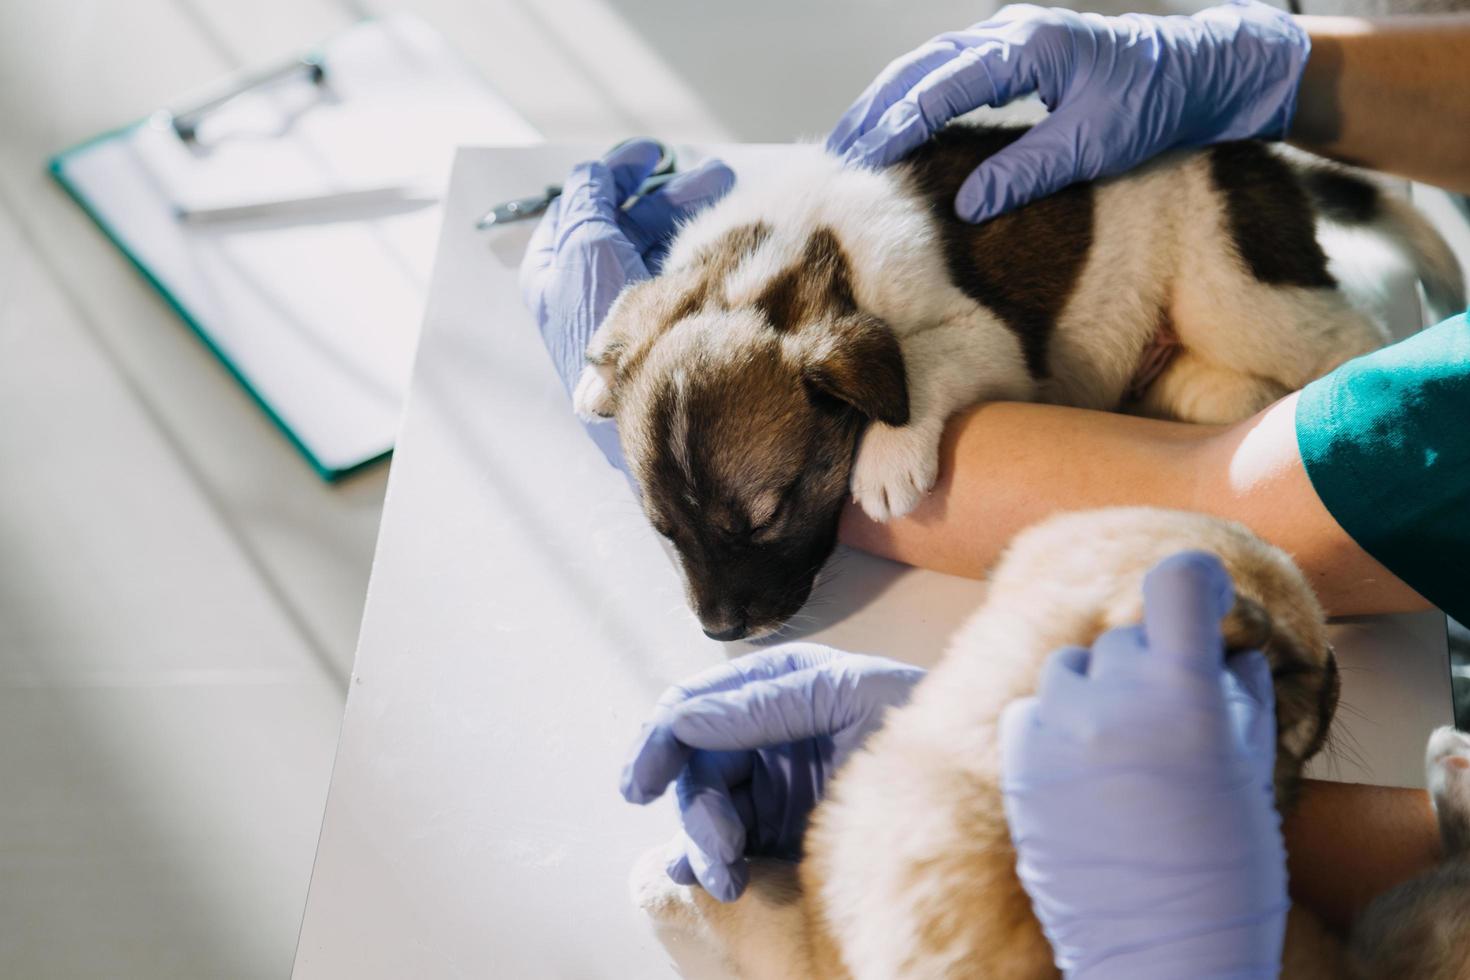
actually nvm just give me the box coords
[631,847,813,980]
[1299,165,1467,322]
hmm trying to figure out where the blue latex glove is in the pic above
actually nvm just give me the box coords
[828,1,1311,223]
[518,140,734,469]
[621,644,925,902]
[999,552,1288,980]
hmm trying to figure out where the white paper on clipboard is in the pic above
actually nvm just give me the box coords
[53,14,540,477]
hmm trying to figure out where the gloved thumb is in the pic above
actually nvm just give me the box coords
[602,138,667,202]
[1141,551,1233,667]
[651,157,737,215]
[621,157,735,256]
[1223,648,1278,770]
[954,114,1090,223]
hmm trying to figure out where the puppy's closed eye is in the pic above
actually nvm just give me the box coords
[748,489,783,529]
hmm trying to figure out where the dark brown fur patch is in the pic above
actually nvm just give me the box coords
[753,227,858,331]
[1208,142,1337,289]
[1297,166,1380,225]
[692,221,772,277]
[800,314,909,426]
[901,125,1094,379]
[605,221,772,384]
[664,221,775,327]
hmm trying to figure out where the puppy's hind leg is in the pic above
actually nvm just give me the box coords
[1131,351,1291,425]
[1175,279,1387,395]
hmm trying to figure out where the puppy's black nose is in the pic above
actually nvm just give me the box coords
[703,624,747,642]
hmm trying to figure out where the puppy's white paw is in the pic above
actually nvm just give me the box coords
[630,844,693,921]
[573,365,616,421]
[1428,726,1470,784]
[1428,726,1470,838]
[630,845,751,976]
[850,422,939,522]
[1428,726,1470,763]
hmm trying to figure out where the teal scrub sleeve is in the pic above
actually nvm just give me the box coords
[1296,312,1470,622]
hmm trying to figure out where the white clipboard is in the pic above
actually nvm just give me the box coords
[51,15,540,479]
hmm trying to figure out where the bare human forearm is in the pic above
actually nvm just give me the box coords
[1290,13,1470,192]
[1285,780,1442,934]
[839,394,1428,617]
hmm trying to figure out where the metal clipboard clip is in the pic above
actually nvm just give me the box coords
[157,54,329,148]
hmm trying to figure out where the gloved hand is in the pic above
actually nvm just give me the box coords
[621,644,925,902]
[999,552,1288,979]
[518,140,734,469]
[828,1,1311,223]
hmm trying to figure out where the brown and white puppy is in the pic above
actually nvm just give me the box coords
[631,507,1346,979]
[576,126,1464,640]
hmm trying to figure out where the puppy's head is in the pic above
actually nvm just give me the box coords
[991,508,1341,810]
[575,226,907,640]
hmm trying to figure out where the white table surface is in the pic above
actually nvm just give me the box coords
[292,145,1453,979]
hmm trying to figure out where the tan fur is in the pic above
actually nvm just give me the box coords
[635,508,1344,978]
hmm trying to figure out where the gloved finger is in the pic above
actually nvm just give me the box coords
[676,752,749,868]
[846,26,1043,173]
[1086,624,1148,682]
[680,823,750,902]
[953,112,1096,223]
[601,138,667,203]
[827,41,965,157]
[666,848,697,886]
[1030,645,1091,725]
[673,652,923,758]
[997,695,1042,784]
[555,160,628,240]
[840,55,999,171]
[620,158,736,257]
[638,157,736,215]
[666,663,875,752]
[1141,551,1234,668]
[1224,648,1278,765]
[516,192,565,311]
[621,645,843,803]
[668,751,758,903]
[656,644,844,711]
[666,851,698,886]
[1224,648,1275,711]
[521,142,655,298]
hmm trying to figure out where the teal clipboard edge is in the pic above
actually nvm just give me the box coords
[47,122,392,484]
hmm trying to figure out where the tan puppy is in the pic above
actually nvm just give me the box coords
[633,507,1346,978]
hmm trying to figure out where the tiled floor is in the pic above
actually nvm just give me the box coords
[2,0,1466,976]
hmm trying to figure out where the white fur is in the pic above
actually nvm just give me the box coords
[654,146,1401,519]
[1428,725,1470,821]
[666,149,1029,521]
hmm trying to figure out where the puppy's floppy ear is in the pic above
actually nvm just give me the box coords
[792,314,909,427]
